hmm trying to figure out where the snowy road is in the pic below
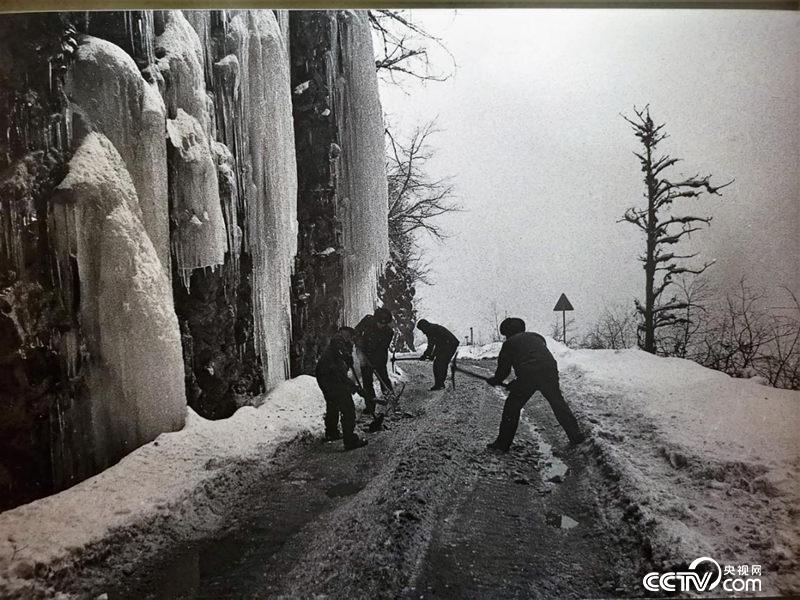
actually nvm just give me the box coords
[103,361,647,599]
[3,350,796,598]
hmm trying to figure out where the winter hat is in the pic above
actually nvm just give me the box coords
[499,317,526,337]
[416,319,430,331]
[374,307,393,324]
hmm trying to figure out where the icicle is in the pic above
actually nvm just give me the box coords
[333,11,389,325]
[214,10,296,389]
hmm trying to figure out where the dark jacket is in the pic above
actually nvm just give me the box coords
[420,323,459,359]
[315,334,358,392]
[491,332,557,382]
[355,315,393,358]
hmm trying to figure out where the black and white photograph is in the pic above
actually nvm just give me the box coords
[0,3,797,599]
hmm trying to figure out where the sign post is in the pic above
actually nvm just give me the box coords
[553,293,574,345]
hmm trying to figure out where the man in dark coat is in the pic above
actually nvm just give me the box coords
[314,327,367,450]
[417,319,460,391]
[354,307,394,416]
[486,317,584,450]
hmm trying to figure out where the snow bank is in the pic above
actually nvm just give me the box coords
[457,341,503,360]
[552,342,799,593]
[462,337,800,592]
[0,375,324,593]
[551,343,799,467]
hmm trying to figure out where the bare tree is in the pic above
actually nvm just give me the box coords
[386,121,460,245]
[484,302,505,343]
[620,106,733,354]
[754,288,800,389]
[369,13,457,347]
[581,304,638,350]
[368,10,454,85]
[658,276,712,357]
[694,278,775,377]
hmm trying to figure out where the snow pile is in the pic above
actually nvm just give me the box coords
[66,34,170,276]
[0,375,325,594]
[333,11,390,325]
[52,132,186,470]
[552,342,800,593]
[457,342,504,360]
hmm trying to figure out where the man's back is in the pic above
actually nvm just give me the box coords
[315,336,353,382]
[498,332,556,377]
[425,322,459,348]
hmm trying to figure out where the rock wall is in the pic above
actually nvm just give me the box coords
[0,8,387,510]
[289,10,389,375]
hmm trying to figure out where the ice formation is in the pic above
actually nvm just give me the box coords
[157,10,228,287]
[65,35,170,276]
[166,108,227,287]
[51,132,185,467]
[0,9,391,509]
[217,10,298,387]
[333,11,389,326]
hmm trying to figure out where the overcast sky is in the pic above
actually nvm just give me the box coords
[379,9,799,344]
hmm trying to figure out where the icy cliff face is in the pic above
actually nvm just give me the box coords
[66,35,170,277]
[289,10,389,374]
[0,9,389,508]
[157,10,228,287]
[220,10,298,387]
[333,11,389,326]
[52,132,185,467]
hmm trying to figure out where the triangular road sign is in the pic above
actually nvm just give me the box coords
[553,293,574,311]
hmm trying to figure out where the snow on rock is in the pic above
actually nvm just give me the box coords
[334,11,389,326]
[0,375,324,595]
[66,34,170,276]
[50,132,186,471]
[166,108,227,287]
[217,10,298,387]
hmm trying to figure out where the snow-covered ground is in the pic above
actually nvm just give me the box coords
[2,341,797,597]
[0,376,326,597]
[464,337,800,594]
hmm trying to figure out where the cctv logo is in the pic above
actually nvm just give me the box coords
[643,557,721,593]
[643,557,762,594]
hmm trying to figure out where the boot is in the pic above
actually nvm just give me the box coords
[486,441,509,452]
[344,436,368,451]
[324,430,342,442]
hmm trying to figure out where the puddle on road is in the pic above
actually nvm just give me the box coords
[325,481,364,498]
[522,421,569,482]
[539,440,569,482]
[545,511,579,529]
